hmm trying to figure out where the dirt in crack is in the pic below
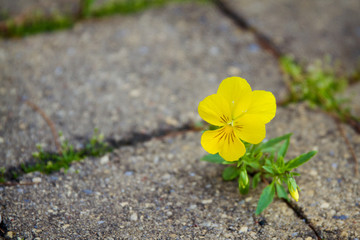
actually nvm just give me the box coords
[214,0,283,59]
[284,200,322,240]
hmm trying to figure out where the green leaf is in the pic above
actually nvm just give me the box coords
[285,151,317,170]
[276,156,285,170]
[245,160,260,169]
[201,153,228,164]
[262,166,275,175]
[222,167,239,181]
[256,183,275,215]
[255,133,292,153]
[275,183,289,201]
[252,172,261,189]
[278,137,290,158]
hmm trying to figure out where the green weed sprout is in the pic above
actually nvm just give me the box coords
[22,128,111,174]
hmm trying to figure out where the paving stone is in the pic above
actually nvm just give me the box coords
[223,0,360,71]
[1,128,316,239]
[268,104,360,239]
[0,3,286,168]
[0,0,81,21]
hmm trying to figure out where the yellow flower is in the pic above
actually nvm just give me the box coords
[198,77,276,162]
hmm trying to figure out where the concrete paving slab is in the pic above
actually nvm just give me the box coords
[0,3,286,168]
[1,129,316,239]
[223,0,360,71]
[269,104,360,239]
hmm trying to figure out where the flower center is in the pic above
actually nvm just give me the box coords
[223,124,233,133]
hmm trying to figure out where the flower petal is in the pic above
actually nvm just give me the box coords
[198,94,231,126]
[201,127,225,154]
[217,77,253,117]
[201,126,246,161]
[246,90,276,124]
[233,115,266,144]
[219,129,246,162]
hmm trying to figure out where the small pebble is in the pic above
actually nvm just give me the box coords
[332,215,348,220]
[32,177,42,183]
[125,171,133,176]
[100,155,109,164]
[320,202,330,208]
[82,189,93,195]
[62,224,70,230]
[130,213,138,221]
[0,137,4,144]
[239,226,248,233]
[201,199,213,204]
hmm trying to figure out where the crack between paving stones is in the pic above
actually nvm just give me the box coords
[284,200,322,240]
[213,0,283,59]
[214,0,360,135]
[0,123,201,184]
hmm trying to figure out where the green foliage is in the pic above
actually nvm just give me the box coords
[222,166,239,181]
[0,167,5,183]
[280,56,357,122]
[81,0,96,18]
[1,0,210,38]
[201,133,317,215]
[2,14,74,38]
[90,0,209,17]
[255,183,275,215]
[21,128,112,175]
[201,153,229,164]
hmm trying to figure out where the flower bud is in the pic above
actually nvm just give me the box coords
[287,178,299,202]
[239,168,249,188]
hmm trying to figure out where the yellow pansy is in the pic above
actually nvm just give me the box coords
[198,77,276,162]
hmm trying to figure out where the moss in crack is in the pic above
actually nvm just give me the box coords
[0,167,5,183]
[90,0,210,17]
[20,128,112,175]
[1,13,74,38]
[1,0,210,38]
[280,56,359,124]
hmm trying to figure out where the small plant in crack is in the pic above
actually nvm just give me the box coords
[0,167,6,183]
[198,77,317,215]
[21,128,112,175]
[280,56,359,123]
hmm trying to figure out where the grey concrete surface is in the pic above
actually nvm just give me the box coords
[2,127,316,239]
[0,3,285,169]
[223,0,360,71]
[269,104,360,239]
[0,1,359,239]
[2,106,359,239]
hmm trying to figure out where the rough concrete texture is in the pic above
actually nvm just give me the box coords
[2,128,318,239]
[0,1,359,239]
[269,104,360,239]
[223,0,360,71]
[0,3,285,169]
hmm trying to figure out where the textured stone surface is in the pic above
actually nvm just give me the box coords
[2,129,316,239]
[0,3,285,168]
[223,0,360,70]
[268,104,360,239]
[0,1,359,239]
